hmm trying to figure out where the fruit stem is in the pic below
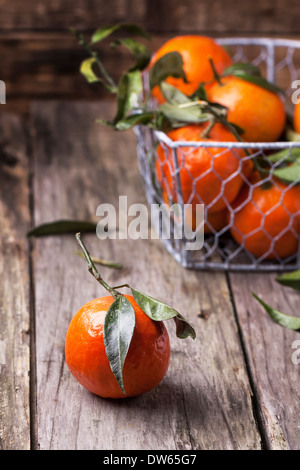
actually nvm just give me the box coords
[74,250,123,269]
[209,57,223,87]
[111,283,131,290]
[75,232,121,299]
[201,115,216,139]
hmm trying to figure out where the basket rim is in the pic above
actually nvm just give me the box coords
[216,37,300,48]
[153,130,300,149]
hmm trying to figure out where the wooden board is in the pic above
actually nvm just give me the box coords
[0,113,31,449]
[229,272,300,450]
[1,0,300,33]
[30,101,261,450]
[2,0,300,115]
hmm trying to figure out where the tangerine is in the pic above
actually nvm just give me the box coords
[65,295,171,399]
[294,101,300,134]
[156,123,254,214]
[206,75,286,142]
[149,35,232,103]
[185,206,229,234]
[229,173,300,259]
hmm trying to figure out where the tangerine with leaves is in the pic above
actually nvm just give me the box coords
[149,35,233,103]
[156,123,254,214]
[65,295,171,399]
[229,173,300,260]
[65,233,195,399]
[206,75,286,142]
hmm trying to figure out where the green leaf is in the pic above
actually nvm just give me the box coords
[252,293,300,331]
[131,287,196,340]
[103,295,136,395]
[276,270,300,290]
[91,23,150,44]
[287,128,300,142]
[273,161,300,185]
[110,38,151,72]
[114,70,143,123]
[80,57,103,84]
[114,111,155,130]
[27,220,97,237]
[173,313,197,340]
[262,147,300,184]
[223,65,284,94]
[159,102,210,124]
[149,51,187,90]
[160,81,191,105]
[80,57,117,93]
[157,83,210,124]
[267,147,300,164]
[189,84,208,101]
[223,62,262,77]
[231,71,284,94]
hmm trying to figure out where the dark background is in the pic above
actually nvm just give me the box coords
[1,0,300,116]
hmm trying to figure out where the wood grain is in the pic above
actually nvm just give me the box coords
[2,0,300,114]
[30,101,261,450]
[146,0,300,34]
[1,0,299,33]
[0,113,31,449]
[0,0,147,31]
[229,272,300,450]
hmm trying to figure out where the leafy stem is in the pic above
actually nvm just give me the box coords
[70,28,118,92]
[75,233,196,340]
[75,232,121,299]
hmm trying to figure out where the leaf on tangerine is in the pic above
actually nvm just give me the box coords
[149,51,188,91]
[103,295,136,395]
[130,287,196,340]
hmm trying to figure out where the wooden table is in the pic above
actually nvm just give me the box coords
[1,101,299,451]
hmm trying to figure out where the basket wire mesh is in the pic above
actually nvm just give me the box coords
[135,38,300,271]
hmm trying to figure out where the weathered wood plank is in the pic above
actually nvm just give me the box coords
[146,0,300,34]
[2,30,300,117]
[31,101,261,450]
[0,113,31,449]
[229,272,300,450]
[1,0,300,33]
[0,0,147,31]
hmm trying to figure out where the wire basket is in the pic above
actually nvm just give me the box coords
[135,38,300,271]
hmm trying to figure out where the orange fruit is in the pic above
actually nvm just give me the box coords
[206,75,286,142]
[294,101,300,133]
[204,208,229,234]
[156,123,254,214]
[185,206,229,234]
[149,35,233,103]
[65,295,171,399]
[229,173,300,259]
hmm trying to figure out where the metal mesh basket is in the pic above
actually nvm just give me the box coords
[135,38,300,271]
